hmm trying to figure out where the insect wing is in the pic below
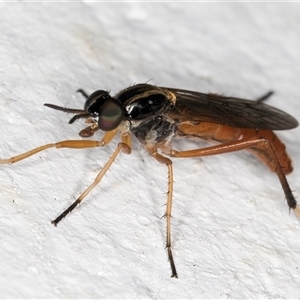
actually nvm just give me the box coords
[164,88,298,130]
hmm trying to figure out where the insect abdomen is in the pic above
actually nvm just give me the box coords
[247,129,293,175]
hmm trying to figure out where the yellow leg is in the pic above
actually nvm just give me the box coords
[0,130,118,165]
[151,150,178,278]
[52,141,131,225]
[0,129,133,225]
[170,137,299,217]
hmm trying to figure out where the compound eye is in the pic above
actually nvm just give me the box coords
[98,98,124,131]
[84,90,108,113]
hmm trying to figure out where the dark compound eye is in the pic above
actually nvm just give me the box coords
[84,90,109,113]
[83,90,124,131]
[98,97,124,131]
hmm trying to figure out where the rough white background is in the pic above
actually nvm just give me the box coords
[0,2,299,299]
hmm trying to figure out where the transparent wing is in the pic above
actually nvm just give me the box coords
[163,87,298,130]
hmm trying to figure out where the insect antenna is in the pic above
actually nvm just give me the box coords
[68,113,91,124]
[44,103,85,114]
[44,103,90,124]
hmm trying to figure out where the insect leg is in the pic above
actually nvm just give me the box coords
[0,130,118,165]
[151,150,178,278]
[170,137,299,217]
[52,139,131,226]
[255,91,274,103]
[77,89,89,99]
[79,125,99,138]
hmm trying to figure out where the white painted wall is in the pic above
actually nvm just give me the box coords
[0,2,299,298]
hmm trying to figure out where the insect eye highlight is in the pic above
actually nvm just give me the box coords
[84,90,109,113]
[98,98,124,131]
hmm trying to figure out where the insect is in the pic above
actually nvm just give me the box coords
[0,83,298,278]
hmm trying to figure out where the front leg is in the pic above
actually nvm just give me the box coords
[0,130,118,165]
[52,139,131,226]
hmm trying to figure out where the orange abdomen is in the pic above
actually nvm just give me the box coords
[177,122,293,175]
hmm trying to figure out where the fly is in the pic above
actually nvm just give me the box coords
[1,83,299,278]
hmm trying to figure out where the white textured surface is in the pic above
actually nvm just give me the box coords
[0,3,300,299]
